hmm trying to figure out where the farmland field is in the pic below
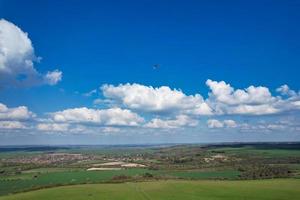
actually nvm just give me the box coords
[1,143,300,198]
[0,169,240,196]
[0,179,299,200]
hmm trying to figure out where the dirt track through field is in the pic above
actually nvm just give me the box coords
[127,183,152,200]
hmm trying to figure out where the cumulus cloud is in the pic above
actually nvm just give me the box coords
[99,81,300,117]
[207,119,224,128]
[206,79,275,105]
[207,119,237,128]
[0,103,35,120]
[36,123,69,132]
[223,119,237,128]
[102,127,120,133]
[2,80,300,135]
[276,84,298,97]
[229,104,279,115]
[83,89,97,97]
[239,122,288,133]
[0,103,34,130]
[0,19,35,74]
[50,107,144,126]
[0,19,62,87]
[0,121,27,129]
[101,83,212,115]
[43,70,62,85]
[145,115,198,129]
[96,81,300,117]
[93,98,114,106]
[207,119,300,133]
[206,80,300,115]
[36,122,121,134]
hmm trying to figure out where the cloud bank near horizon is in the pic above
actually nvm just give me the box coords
[1,79,300,135]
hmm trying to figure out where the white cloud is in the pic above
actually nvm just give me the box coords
[221,119,300,133]
[83,89,97,97]
[0,19,35,74]
[207,119,237,128]
[0,121,27,129]
[102,127,120,133]
[0,103,35,120]
[44,70,62,85]
[206,80,300,115]
[145,115,198,129]
[36,123,69,132]
[101,83,212,115]
[51,107,144,126]
[36,122,121,135]
[291,101,300,109]
[239,122,285,133]
[99,81,300,117]
[0,19,62,87]
[276,84,297,97]
[207,119,224,128]
[0,103,34,131]
[206,79,276,105]
[207,117,300,133]
[229,104,279,115]
[1,80,300,135]
[223,119,237,128]
[266,124,285,130]
[93,98,114,106]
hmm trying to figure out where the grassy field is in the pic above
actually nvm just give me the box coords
[0,169,149,195]
[0,168,240,196]
[213,146,300,157]
[166,170,240,179]
[0,179,299,200]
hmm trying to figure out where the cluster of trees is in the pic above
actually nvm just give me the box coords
[238,165,292,179]
[111,173,154,182]
[111,175,131,181]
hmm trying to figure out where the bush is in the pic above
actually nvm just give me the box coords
[143,172,154,178]
[111,175,131,181]
[239,165,291,179]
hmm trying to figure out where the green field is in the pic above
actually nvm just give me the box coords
[214,146,300,157]
[167,170,240,179]
[0,169,149,196]
[0,179,299,200]
[0,168,240,196]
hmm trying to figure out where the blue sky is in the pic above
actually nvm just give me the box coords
[0,0,300,145]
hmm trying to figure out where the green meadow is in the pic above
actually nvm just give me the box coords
[1,179,299,200]
[214,146,300,157]
[0,168,240,196]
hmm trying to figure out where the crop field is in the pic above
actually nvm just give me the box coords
[1,179,299,200]
[0,169,148,196]
[0,168,241,196]
[213,146,300,157]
